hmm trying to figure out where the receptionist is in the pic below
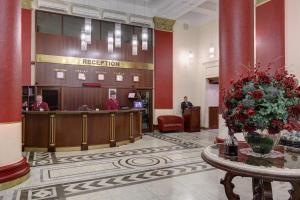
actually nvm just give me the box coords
[32,95,49,111]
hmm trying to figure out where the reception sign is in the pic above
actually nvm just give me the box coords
[36,54,154,70]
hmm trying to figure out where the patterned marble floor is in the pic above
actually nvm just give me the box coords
[0,130,292,200]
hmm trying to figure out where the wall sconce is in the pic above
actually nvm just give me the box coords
[132,34,138,55]
[188,51,194,59]
[115,23,121,48]
[108,32,114,53]
[209,46,215,58]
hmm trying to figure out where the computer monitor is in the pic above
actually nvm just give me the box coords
[133,101,143,108]
[128,92,135,98]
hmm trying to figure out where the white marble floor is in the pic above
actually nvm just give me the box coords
[0,130,292,200]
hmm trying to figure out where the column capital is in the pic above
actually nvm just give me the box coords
[21,0,32,10]
[153,17,176,32]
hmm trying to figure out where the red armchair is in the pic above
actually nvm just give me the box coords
[157,115,184,132]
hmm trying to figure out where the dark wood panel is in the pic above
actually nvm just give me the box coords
[209,106,219,129]
[55,114,82,147]
[115,113,130,142]
[24,114,49,148]
[87,114,110,145]
[36,32,153,63]
[133,112,141,138]
[35,63,153,88]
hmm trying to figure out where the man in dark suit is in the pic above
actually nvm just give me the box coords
[181,96,193,115]
[32,95,49,111]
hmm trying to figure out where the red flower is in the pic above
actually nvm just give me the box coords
[283,77,296,89]
[247,108,255,116]
[252,90,264,100]
[244,123,256,132]
[234,90,243,100]
[257,72,271,84]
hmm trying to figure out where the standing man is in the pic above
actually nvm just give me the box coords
[32,95,49,111]
[181,96,193,115]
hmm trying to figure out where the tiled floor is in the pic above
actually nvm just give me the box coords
[0,130,291,200]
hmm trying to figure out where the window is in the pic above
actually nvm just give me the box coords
[63,16,84,38]
[36,11,62,35]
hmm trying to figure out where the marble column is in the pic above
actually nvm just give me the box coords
[0,0,30,190]
[217,0,254,142]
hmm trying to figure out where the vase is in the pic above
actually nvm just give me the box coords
[243,130,281,156]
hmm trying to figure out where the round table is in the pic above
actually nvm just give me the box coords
[201,143,300,200]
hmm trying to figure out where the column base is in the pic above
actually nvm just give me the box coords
[0,157,30,191]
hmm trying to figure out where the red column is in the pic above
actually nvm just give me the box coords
[256,0,285,73]
[154,30,173,109]
[22,8,32,85]
[0,0,30,189]
[217,0,254,142]
[219,0,254,111]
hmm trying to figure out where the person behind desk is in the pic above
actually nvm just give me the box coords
[181,96,193,115]
[32,95,49,111]
[106,91,120,110]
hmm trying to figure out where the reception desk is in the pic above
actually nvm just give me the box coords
[22,109,143,152]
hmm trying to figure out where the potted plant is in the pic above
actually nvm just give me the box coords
[222,66,300,155]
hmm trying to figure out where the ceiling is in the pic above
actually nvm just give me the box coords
[51,0,218,26]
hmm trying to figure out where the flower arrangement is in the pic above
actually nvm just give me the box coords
[222,65,300,135]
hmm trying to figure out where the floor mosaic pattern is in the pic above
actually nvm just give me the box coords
[0,130,292,200]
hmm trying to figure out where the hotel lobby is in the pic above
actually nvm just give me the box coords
[1,0,300,199]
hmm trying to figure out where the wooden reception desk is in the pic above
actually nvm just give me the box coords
[22,109,143,152]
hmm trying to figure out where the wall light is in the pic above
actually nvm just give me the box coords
[209,46,215,58]
[188,51,194,59]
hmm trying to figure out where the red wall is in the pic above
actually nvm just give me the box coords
[256,0,285,72]
[22,9,31,85]
[154,30,173,109]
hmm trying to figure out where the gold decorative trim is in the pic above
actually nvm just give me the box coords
[21,0,32,9]
[109,114,116,142]
[0,173,30,191]
[22,117,25,146]
[88,144,110,150]
[55,147,81,151]
[82,115,88,145]
[256,0,271,7]
[153,17,176,32]
[116,140,130,146]
[49,115,56,147]
[139,112,142,135]
[36,54,154,70]
[129,113,133,140]
[24,147,48,152]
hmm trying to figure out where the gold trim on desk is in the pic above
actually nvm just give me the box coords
[116,140,130,146]
[82,114,88,145]
[36,54,154,70]
[110,113,116,142]
[49,114,56,147]
[55,146,81,152]
[24,147,48,152]
[129,112,133,140]
[22,116,25,146]
[88,144,110,150]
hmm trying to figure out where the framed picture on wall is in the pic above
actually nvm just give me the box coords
[78,73,86,80]
[133,75,139,82]
[108,88,117,99]
[98,73,105,81]
[116,74,123,82]
[56,71,65,79]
